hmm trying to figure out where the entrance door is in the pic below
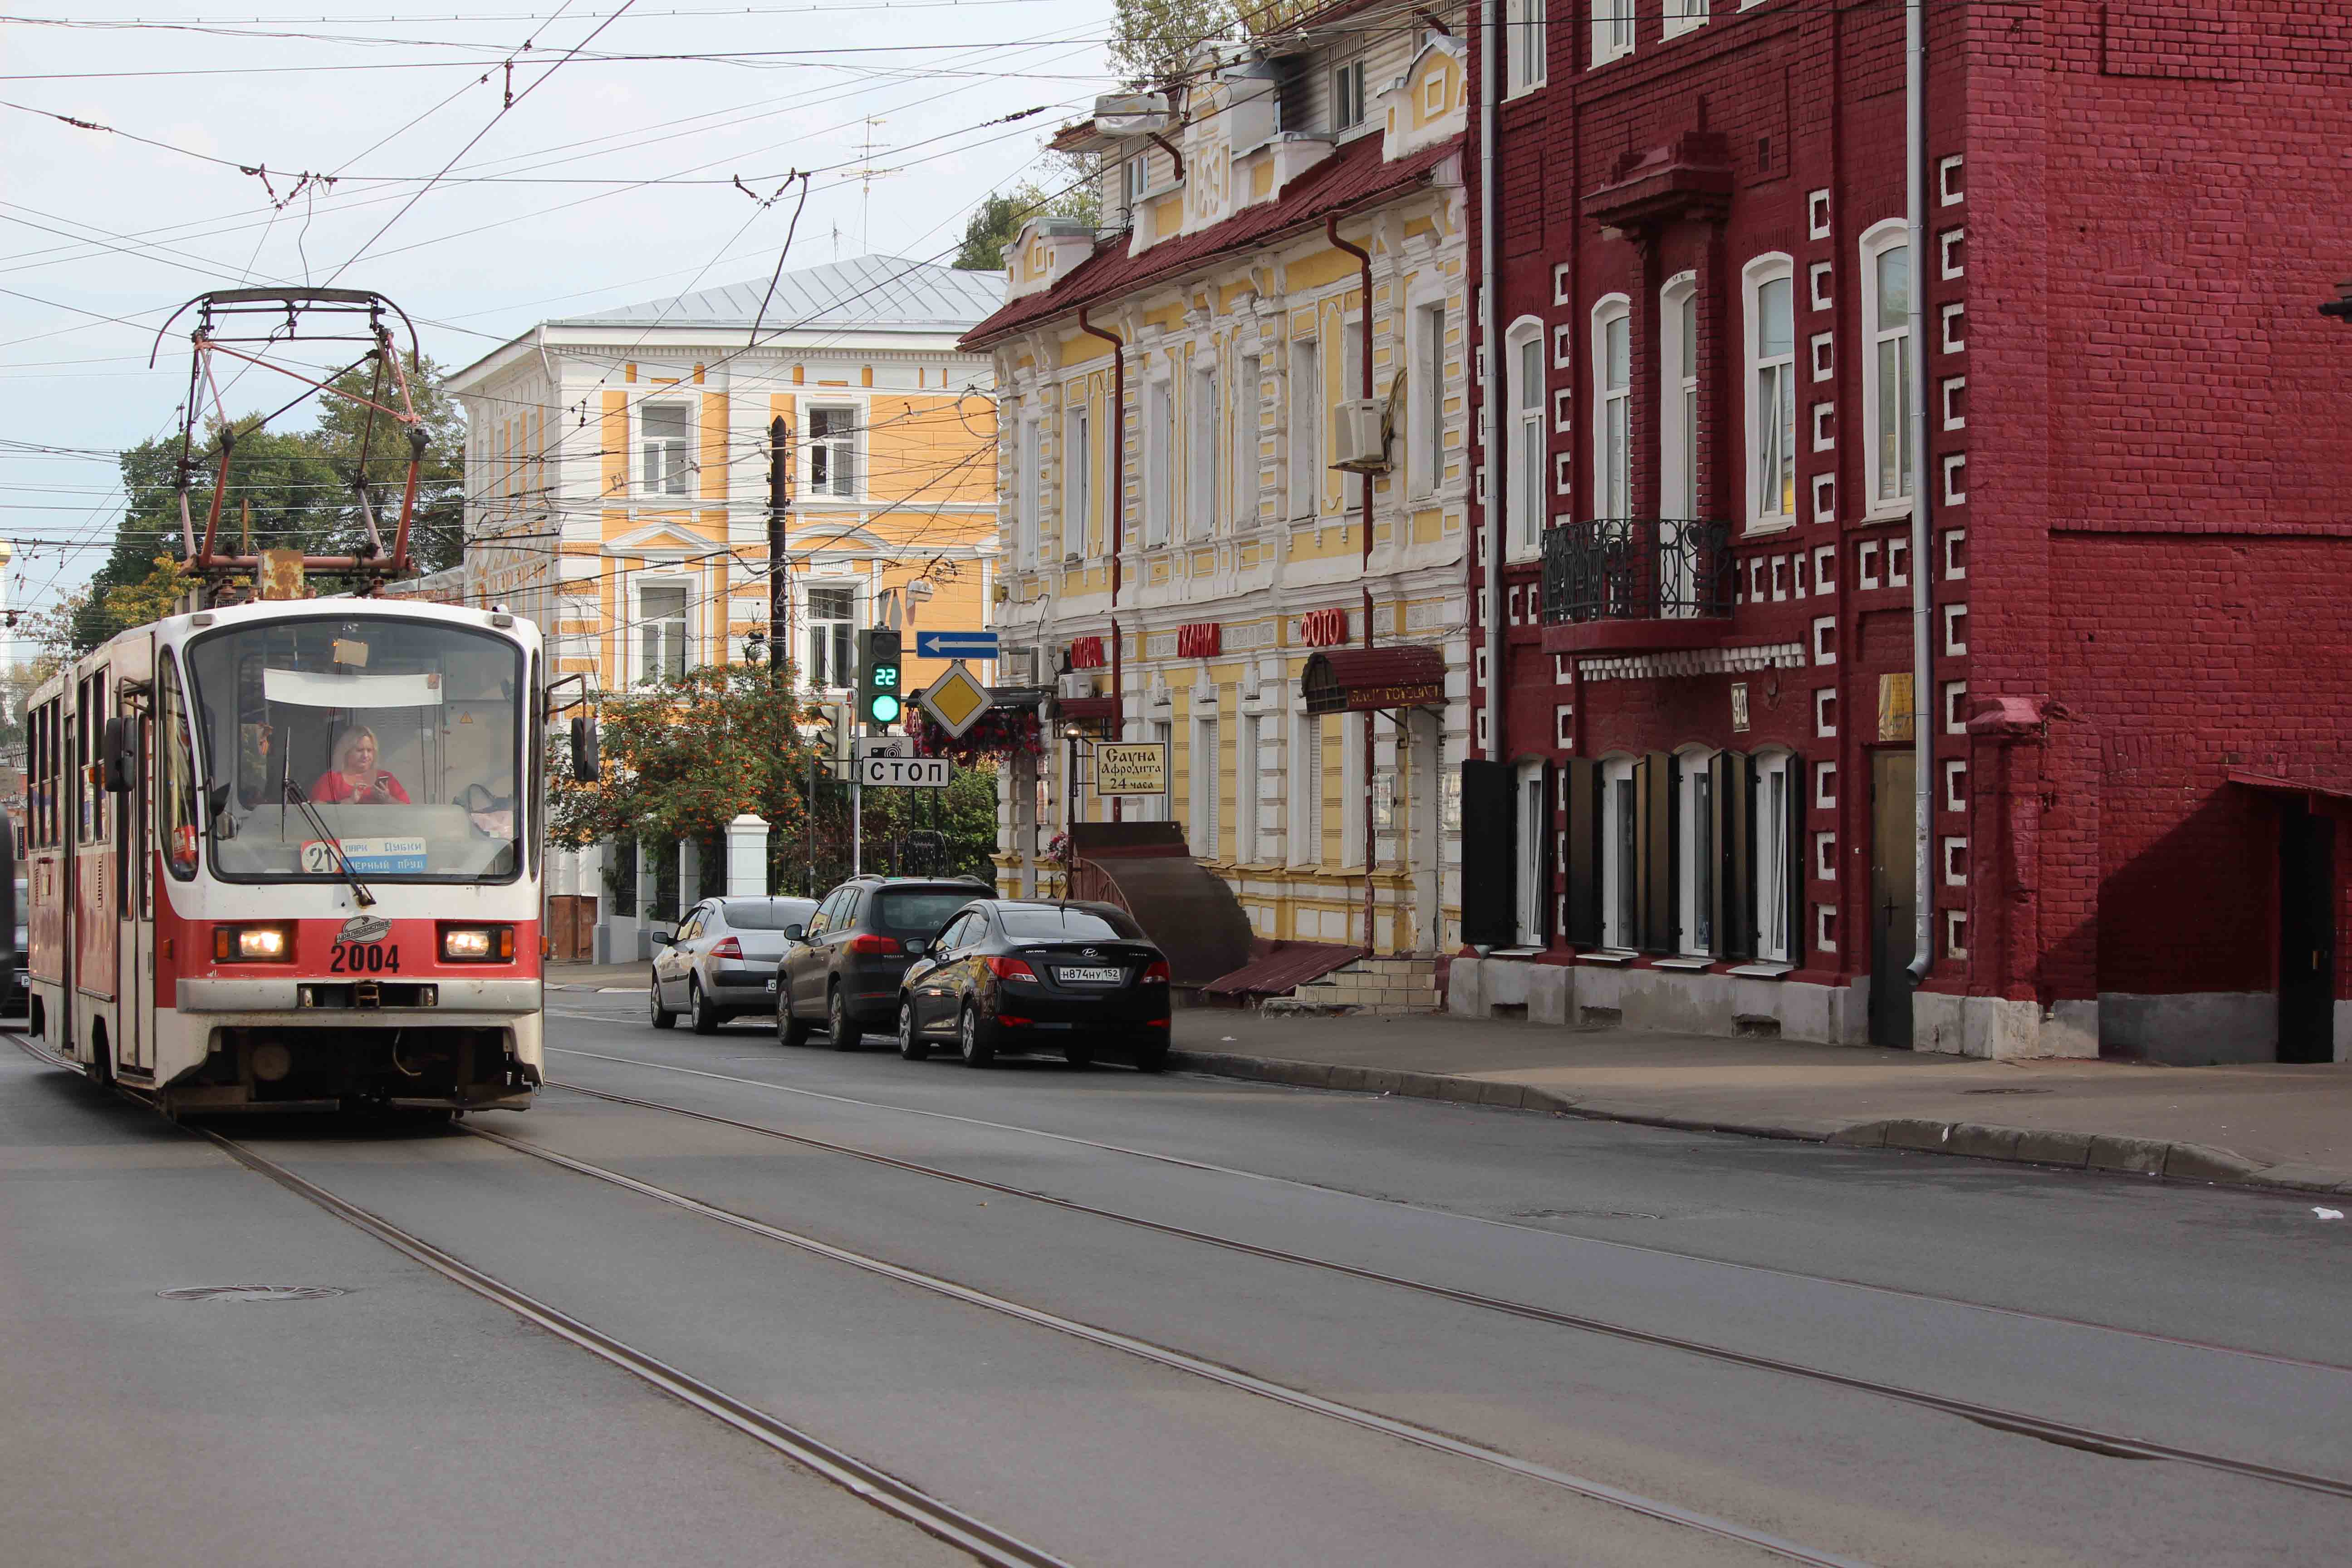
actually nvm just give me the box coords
[1407,711,1441,953]
[1870,751,1917,1048]
[2278,804,2336,1064]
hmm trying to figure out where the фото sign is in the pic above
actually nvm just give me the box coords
[1093,742,1167,797]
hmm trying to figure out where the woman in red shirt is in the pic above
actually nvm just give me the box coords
[312,726,411,805]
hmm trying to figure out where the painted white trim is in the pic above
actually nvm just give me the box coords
[1504,313,1548,558]
[1590,0,1635,67]
[1659,272,1700,518]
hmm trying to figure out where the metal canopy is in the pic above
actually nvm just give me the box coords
[1300,645,1447,715]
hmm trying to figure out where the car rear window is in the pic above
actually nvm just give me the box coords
[723,900,814,931]
[1000,908,1139,941]
[871,889,973,935]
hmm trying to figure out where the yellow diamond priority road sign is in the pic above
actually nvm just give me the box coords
[917,660,992,739]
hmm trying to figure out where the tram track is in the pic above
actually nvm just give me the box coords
[530,1063,2352,1506]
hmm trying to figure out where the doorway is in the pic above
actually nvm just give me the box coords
[2278,803,2336,1064]
[1870,750,1917,1048]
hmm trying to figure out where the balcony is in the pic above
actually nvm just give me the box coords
[1539,518,1735,654]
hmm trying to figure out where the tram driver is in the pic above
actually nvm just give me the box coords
[311,725,412,805]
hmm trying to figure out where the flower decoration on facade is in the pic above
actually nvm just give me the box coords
[912,706,1042,768]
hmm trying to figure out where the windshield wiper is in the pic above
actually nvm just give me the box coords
[280,777,377,908]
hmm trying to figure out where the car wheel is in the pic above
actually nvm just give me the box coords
[828,987,861,1052]
[778,996,814,1048]
[690,978,719,1035]
[957,1004,996,1068]
[1063,1041,1095,1070]
[897,1000,928,1061]
[649,974,677,1030]
[1130,1037,1168,1074]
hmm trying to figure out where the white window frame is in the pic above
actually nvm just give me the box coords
[1288,336,1322,520]
[1143,376,1174,548]
[1600,755,1637,950]
[803,581,858,691]
[1859,218,1915,519]
[1515,758,1546,945]
[1238,712,1262,862]
[1332,58,1368,132]
[1192,714,1220,858]
[1505,0,1548,96]
[1752,748,1795,963]
[635,575,693,685]
[1063,399,1091,559]
[1504,314,1547,558]
[1676,746,1718,957]
[640,400,694,497]
[1664,0,1710,38]
[1290,711,1324,865]
[1660,273,1700,518]
[1235,354,1261,525]
[1413,301,1446,499]
[1592,0,1635,67]
[1591,294,1632,519]
[806,403,859,500]
[1342,713,1368,871]
[1189,362,1219,540]
[1742,254,1798,532]
[1015,416,1041,568]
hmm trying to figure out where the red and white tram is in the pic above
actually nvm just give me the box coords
[25,597,549,1114]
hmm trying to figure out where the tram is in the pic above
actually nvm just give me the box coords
[25,598,549,1114]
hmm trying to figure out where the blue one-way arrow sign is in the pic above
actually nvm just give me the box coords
[914,629,1000,660]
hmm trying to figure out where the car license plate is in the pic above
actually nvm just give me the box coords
[1058,965,1122,984]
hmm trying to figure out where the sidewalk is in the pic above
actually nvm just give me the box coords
[1164,1011,2352,1196]
[545,962,649,992]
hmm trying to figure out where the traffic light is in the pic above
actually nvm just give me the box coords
[856,628,903,726]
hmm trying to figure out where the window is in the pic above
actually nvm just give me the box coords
[1193,716,1220,858]
[1592,0,1635,66]
[1017,418,1042,568]
[1744,256,1797,528]
[1601,756,1636,948]
[1860,221,1914,514]
[1754,751,1794,962]
[1291,713,1324,863]
[1332,59,1367,132]
[1064,401,1091,555]
[1660,275,1699,517]
[1190,363,1219,539]
[1413,304,1446,497]
[1504,317,1546,555]
[1677,749,1717,956]
[1123,152,1149,211]
[808,406,856,498]
[1505,0,1548,93]
[1151,719,1174,822]
[1235,355,1261,524]
[1238,713,1262,861]
[638,581,690,683]
[806,586,854,688]
[1288,337,1321,519]
[1144,379,1174,547]
[1516,759,1546,945]
[158,653,199,879]
[1592,296,1631,518]
[642,402,691,495]
[1664,0,1708,37]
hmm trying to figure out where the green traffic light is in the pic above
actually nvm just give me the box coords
[870,694,902,723]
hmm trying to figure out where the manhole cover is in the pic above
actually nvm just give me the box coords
[157,1285,349,1303]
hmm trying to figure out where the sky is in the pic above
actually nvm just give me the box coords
[0,0,1117,623]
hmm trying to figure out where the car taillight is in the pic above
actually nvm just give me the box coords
[984,955,1039,982]
[846,933,901,955]
[711,936,743,959]
[1138,959,1171,985]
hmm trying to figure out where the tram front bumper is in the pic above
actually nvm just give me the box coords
[176,977,541,1014]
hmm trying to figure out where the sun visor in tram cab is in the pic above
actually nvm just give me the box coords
[260,669,445,708]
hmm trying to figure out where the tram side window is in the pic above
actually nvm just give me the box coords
[158,654,200,879]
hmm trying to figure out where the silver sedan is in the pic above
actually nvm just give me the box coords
[650,896,819,1034]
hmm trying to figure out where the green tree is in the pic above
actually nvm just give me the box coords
[857,761,1002,880]
[954,161,1104,270]
[311,352,468,573]
[1109,0,1233,84]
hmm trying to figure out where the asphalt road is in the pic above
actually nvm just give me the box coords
[6,993,2349,1567]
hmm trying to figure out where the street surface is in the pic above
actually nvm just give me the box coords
[6,992,2349,1567]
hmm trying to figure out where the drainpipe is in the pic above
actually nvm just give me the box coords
[1478,0,1504,764]
[1904,0,1935,985]
[1078,305,1127,822]
[1328,213,1379,952]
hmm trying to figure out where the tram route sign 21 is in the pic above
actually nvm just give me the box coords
[857,755,951,789]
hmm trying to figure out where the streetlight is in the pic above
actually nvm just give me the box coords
[2323,279,2352,322]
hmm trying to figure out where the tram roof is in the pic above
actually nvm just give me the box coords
[50,594,535,684]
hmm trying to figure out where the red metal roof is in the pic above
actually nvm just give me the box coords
[1301,644,1448,714]
[960,136,1457,350]
[1201,940,1365,1000]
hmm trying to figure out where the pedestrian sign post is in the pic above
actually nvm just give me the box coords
[913,629,1000,661]
[917,661,993,739]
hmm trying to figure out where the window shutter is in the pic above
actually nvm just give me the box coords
[1563,759,1602,947]
[1638,750,1676,952]
[1460,759,1517,946]
[1786,750,1807,964]
[1715,750,1753,961]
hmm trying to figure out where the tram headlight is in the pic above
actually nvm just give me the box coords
[214,923,295,963]
[439,924,514,963]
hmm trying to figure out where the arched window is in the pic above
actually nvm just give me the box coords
[1599,754,1638,949]
[1590,295,1632,518]
[1751,748,1798,963]
[1859,219,1915,517]
[1504,315,1547,556]
[1741,255,1797,530]
[1659,273,1700,518]
[1676,745,1719,956]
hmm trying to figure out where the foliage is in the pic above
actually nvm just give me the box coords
[550,662,822,854]
[911,706,1041,768]
[1109,0,1233,83]
[856,760,1003,881]
[63,353,467,655]
[954,156,1104,271]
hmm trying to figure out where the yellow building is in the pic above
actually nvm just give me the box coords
[449,255,1000,957]
[963,12,1472,960]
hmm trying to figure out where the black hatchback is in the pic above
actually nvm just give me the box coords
[778,877,989,1050]
[896,900,1171,1069]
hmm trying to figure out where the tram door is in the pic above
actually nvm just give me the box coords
[111,641,155,1074]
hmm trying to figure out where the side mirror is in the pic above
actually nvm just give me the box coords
[780,923,806,943]
[904,939,926,957]
[102,715,142,794]
[570,716,600,783]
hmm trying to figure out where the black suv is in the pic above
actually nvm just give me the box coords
[778,876,989,1050]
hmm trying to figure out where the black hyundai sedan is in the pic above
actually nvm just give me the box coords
[896,900,1171,1070]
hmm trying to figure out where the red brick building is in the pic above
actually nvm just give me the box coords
[1450,0,2352,1063]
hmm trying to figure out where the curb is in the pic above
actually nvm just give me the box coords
[1164,1049,2352,1197]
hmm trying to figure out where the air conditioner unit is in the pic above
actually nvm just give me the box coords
[1330,397,1391,473]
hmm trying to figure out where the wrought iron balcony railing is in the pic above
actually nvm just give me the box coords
[1541,517,1735,626]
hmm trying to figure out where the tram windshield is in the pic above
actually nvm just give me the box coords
[186,615,524,883]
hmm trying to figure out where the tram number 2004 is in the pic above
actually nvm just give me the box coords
[330,943,402,974]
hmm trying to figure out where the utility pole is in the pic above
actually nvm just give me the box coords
[768,416,791,685]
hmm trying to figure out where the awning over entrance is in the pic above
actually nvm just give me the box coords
[1053,695,1120,727]
[1300,645,1446,715]
[2228,769,2352,807]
